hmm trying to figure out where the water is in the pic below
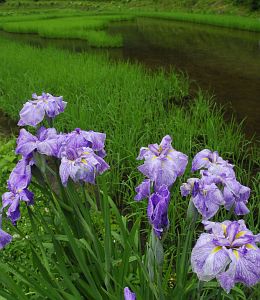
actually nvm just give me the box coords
[1,17,260,137]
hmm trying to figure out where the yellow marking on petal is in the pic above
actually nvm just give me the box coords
[169,149,174,153]
[246,244,256,250]
[83,151,90,155]
[221,224,227,235]
[152,156,157,160]
[233,250,239,260]
[166,155,173,161]
[235,231,247,239]
[81,159,88,165]
[211,246,222,254]
[203,158,209,160]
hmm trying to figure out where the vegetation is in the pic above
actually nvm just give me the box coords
[0,35,259,298]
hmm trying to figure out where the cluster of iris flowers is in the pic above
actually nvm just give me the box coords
[134,136,260,296]
[181,149,250,219]
[0,92,109,244]
[0,93,259,299]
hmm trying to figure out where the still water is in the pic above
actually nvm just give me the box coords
[1,18,260,137]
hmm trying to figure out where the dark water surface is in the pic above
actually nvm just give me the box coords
[1,18,260,137]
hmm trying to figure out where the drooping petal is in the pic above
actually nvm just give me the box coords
[16,129,37,157]
[134,179,151,201]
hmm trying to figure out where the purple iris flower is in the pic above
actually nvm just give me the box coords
[134,179,151,201]
[8,156,33,190]
[191,220,260,293]
[124,287,136,300]
[0,228,12,249]
[147,185,170,238]
[59,147,109,186]
[2,187,34,224]
[181,178,224,220]
[65,128,106,152]
[137,135,188,190]
[16,127,59,158]
[0,214,12,249]
[18,93,67,127]
[223,179,250,215]
[192,149,233,172]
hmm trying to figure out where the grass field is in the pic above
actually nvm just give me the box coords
[0,26,259,298]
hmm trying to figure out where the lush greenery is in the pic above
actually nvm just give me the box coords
[0,35,259,299]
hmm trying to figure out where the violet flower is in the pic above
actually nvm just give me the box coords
[0,214,12,249]
[59,147,109,186]
[2,187,34,224]
[223,179,250,215]
[65,128,106,152]
[16,127,59,158]
[191,220,260,293]
[191,149,233,172]
[124,287,136,300]
[137,135,188,190]
[147,185,170,239]
[181,178,224,220]
[134,179,151,201]
[18,93,67,127]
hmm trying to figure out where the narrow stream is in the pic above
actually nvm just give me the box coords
[1,17,260,137]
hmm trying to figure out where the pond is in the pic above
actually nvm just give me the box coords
[1,17,260,137]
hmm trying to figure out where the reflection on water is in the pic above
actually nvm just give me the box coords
[108,19,260,138]
[0,18,260,137]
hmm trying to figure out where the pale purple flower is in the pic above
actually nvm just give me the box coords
[191,220,260,293]
[2,187,34,224]
[0,214,12,249]
[192,149,232,172]
[147,185,170,238]
[180,178,199,197]
[124,287,136,300]
[18,93,67,127]
[59,147,109,186]
[65,128,106,152]
[181,178,224,220]
[16,127,59,157]
[8,156,33,190]
[137,135,188,190]
[223,179,250,215]
[134,179,151,201]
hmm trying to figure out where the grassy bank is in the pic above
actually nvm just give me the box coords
[138,11,260,31]
[0,34,259,298]
[0,14,134,47]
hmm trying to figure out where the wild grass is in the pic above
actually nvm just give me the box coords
[0,36,259,298]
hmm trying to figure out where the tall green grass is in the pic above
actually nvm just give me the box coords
[0,36,259,298]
